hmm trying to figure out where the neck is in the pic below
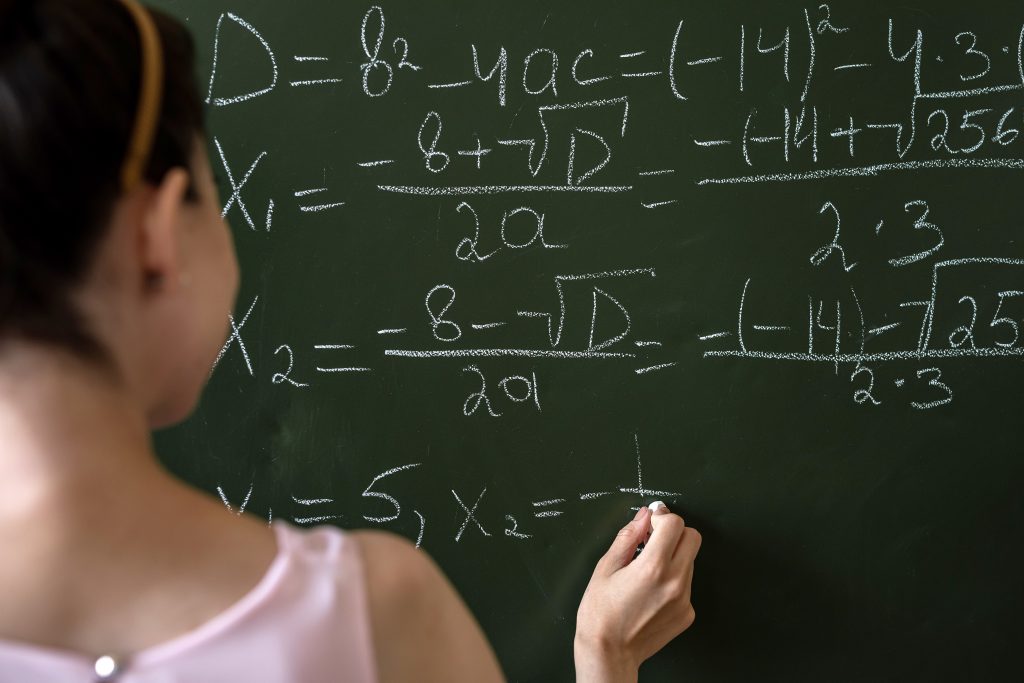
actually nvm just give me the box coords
[0,343,279,655]
[0,341,169,535]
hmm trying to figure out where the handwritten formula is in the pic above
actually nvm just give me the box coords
[198,2,1024,431]
[149,3,1024,679]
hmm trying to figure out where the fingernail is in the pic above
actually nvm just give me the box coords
[648,501,668,513]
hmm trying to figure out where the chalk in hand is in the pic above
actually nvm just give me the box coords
[633,502,667,558]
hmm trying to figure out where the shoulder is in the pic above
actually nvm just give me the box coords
[271,524,438,619]
[348,530,505,683]
[349,530,441,627]
[350,531,448,677]
[275,524,440,619]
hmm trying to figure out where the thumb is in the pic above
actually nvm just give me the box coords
[600,507,651,575]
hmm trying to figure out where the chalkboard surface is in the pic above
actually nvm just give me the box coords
[151,1,1024,680]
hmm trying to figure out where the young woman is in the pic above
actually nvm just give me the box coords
[0,1,702,681]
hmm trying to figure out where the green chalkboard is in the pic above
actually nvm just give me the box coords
[151,1,1024,680]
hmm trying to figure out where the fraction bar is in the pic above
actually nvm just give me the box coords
[698,158,1024,186]
[385,349,636,359]
[378,185,633,195]
[704,348,1024,362]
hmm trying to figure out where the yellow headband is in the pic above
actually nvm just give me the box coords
[117,0,164,193]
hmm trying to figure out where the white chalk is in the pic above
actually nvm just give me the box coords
[649,501,667,512]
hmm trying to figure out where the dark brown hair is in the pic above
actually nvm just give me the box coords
[0,0,204,359]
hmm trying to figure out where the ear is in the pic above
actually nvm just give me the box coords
[138,168,191,295]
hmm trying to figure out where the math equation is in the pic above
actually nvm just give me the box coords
[186,0,1024,536]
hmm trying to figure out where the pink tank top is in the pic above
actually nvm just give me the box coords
[0,522,379,682]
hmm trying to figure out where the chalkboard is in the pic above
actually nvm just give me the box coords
[150,1,1024,680]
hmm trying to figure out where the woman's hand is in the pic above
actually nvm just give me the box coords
[574,503,701,683]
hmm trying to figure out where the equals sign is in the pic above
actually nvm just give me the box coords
[290,55,344,87]
[295,187,345,213]
[532,498,565,518]
[313,344,372,374]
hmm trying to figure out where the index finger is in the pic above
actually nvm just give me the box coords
[637,507,685,565]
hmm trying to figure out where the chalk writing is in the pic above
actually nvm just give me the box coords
[196,5,1024,570]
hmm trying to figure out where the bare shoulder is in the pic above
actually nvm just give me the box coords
[350,530,437,624]
[350,530,505,683]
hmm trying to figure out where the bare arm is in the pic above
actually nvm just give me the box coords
[355,531,505,683]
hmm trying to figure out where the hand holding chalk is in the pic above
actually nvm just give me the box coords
[574,502,701,682]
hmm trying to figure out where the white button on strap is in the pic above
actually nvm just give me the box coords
[94,655,120,680]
